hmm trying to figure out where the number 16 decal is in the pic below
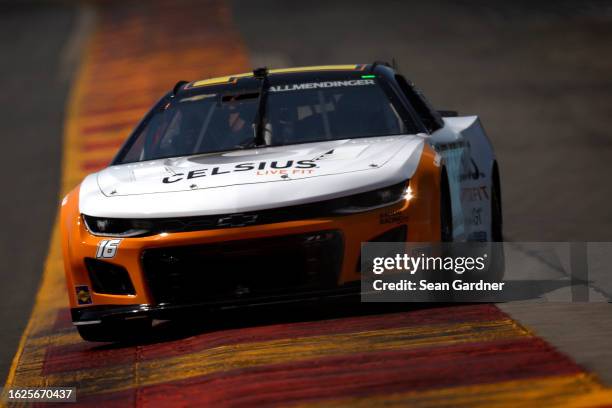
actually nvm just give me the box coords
[96,239,122,259]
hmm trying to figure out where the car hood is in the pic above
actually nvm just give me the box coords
[81,134,427,218]
[97,136,422,196]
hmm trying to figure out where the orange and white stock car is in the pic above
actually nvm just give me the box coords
[60,63,502,341]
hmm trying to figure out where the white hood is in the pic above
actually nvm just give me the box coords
[80,135,426,218]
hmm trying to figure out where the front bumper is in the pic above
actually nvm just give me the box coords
[64,196,436,324]
[71,283,361,324]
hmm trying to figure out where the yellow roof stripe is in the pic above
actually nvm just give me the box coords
[191,72,252,88]
[269,64,362,74]
[189,64,364,88]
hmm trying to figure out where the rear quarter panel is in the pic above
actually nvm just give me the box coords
[431,116,496,241]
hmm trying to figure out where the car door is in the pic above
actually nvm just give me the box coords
[394,75,494,242]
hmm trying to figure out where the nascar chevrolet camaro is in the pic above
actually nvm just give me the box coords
[60,63,503,341]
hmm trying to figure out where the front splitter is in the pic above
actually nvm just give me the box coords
[71,283,361,324]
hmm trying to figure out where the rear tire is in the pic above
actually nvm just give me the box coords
[76,318,152,342]
[488,165,505,281]
[431,170,455,301]
[491,164,503,242]
[440,170,453,242]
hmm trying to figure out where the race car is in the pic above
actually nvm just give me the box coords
[60,63,503,341]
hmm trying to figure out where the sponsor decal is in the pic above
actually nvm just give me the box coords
[468,231,488,242]
[162,160,317,183]
[461,185,489,202]
[75,285,92,305]
[96,239,121,259]
[460,158,485,181]
[313,149,335,161]
[466,207,484,227]
[269,79,375,92]
[380,207,409,224]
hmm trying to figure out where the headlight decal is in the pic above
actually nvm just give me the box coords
[333,180,410,214]
[82,215,152,238]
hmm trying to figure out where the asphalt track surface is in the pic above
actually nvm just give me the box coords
[1,0,612,405]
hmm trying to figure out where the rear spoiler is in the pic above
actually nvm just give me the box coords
[437,110,458,117]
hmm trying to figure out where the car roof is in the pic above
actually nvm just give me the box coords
[180,64,390,92]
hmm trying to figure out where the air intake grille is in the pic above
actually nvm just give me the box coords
[142,230,344,305]
[84,258,135,295]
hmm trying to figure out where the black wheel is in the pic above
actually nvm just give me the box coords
[430,169,455,301]
[440,170,453,242]
[491,165,503,242]
[488,165,505,281]
[76,318,152,342]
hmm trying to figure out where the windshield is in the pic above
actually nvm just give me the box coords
[115,79,413,164]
